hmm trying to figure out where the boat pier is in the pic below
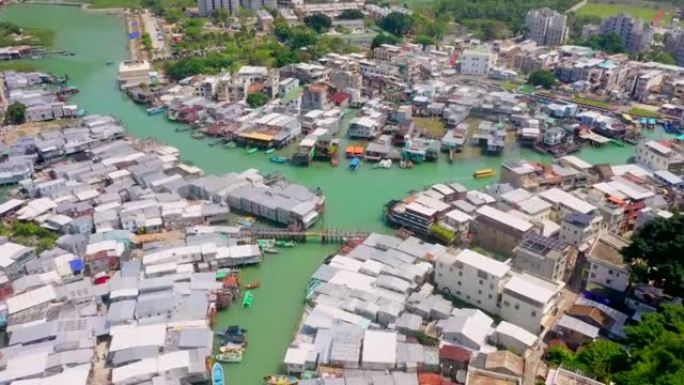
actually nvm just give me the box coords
[243,227,370,244]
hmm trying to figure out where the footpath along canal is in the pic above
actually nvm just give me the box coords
[0,5,674,384]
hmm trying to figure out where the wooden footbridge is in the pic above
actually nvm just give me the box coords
[242,227,371,244]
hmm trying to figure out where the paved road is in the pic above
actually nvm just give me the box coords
[141,11,169,61]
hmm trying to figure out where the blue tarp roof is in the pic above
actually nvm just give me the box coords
[69,259,84,273]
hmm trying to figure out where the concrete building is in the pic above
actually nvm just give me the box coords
[600,13,653,52]
[117,60,154,90]
[198,0,239,16]
[500,273,563,333]
[435,249,511,315]
[525,8,568,46]
[635,140,684,173]
[586,233,630,293]
[560,212,603,252]
[513,233,576,283]
[472,205,533,257]
[460,46,496,76]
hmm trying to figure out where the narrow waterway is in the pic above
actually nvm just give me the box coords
[0,5,674,384]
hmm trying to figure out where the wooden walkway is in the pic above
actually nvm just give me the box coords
[243,227,371,244]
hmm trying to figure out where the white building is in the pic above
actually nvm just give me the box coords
[586,233,630,292]
[460,46,496,76]
[560,212,603,252]
[440,308,494,351]
[500,273,563,333]
[435,249,511,315]
[118,60,155,90]
[635,140,684,172]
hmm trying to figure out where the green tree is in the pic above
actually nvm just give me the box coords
[288,28,317,49]
[212,8,230,27]
[5,102,26,125]
[414,34,435,47]
[585,33,625,54]
[379,12,414,36]
[653,51,676,65]
[246,92,269,108]
[337,9,364,20]
[528,69,556,89]
[371,33,400,49]
[575,340,628,383]
[623,215,684,294]
[304,13,332,34]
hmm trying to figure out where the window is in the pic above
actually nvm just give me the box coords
[490,284,494,290]
[514,304,520,310]
[466,295,471,300]
[608,269,613,275]
[476,300,481,304]
[456,291,461,295]
[449,267,453,272]
[459,271,463,277]
[531,310,537,317]
[606,279,612,285]
[478,289,482,295]
[479,279,483,286]
[503,301,510,306]
[590,273,596,278]
[488,294,493,299]
[457,281,462,286]
[438,272,443,277]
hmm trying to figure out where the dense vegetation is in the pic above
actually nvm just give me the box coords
[528,69,556,89]
[549,304,684,385]
[585,32,625,54]
[623,214,684,294]
[0,221,58,252]
[246,92,269,108]
[304,14,332,34]
[4,102,27,125]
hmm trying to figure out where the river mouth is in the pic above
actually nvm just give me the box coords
[0,4,674,384]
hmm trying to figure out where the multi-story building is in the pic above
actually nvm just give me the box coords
[665,29,684,66]
[635,140,684,173]
[500,272,564,333]
[586,233,630,293]
[435,248,511,315]
[600,13,653,52]
[301,84,328,111]
[197,0,239,16]
[240,0,276,11]
[560,212,603,252]
[513,233,576,283]
[525,8,568,46]
[460,46,496,76]
[472,205,534,256]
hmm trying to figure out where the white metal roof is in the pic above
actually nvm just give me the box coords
[109,324,167,352]
[476,205,533,233]
[495,321,538,347]
[6,285,56,314]
[504,273,559,305]
[361,330,397,365]
[539,188,596,215]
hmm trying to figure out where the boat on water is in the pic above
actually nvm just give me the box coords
[245,281,260,289]
[146,105,166,115]
[331,158,339,167]
[219,343,244,353]
[242,290,254,308]
[247,147,258,154]
[373,159,392,169]
[224,141,236,148]
[263,247,279,254]
[264,375,299,385]
[238,216,255,227]
[349,157,360,171]
[275,240,296,248]
[611,139,624,147]
[192,132,205,139]
[215,351,243,363]
[105,60,115,66]
[473,168,496,179]
[399,159,414,169]
[270,155,288,164]
[257,239,275,248]
[265,148,276,154]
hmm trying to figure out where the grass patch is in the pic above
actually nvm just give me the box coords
[0,61,39,72]
[628,107,660,118]
[88,0,142,8]
[500,81,522,92]
[23,27,55,47]
[572,96,613,109]
[414,117,445,138]
[575,3,673,25]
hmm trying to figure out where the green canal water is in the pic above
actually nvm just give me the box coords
[0,5,674,384]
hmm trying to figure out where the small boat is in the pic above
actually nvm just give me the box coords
[264,375,299,385]
[224,141,236,148]
[242,290,254,308]
[473,168,496,178]
[275,240,296,248]
[610,139,624,147]
[263,247,279,254]
[449,148,456,163]
[399,159,414,169]
[270,155,288,164]
[106,60,115,66]
[331,158,339,167]
[265,148,276,154]
[219,344,244,353]
[247,147,258,154]
[373,159,392,169]
[349,157,360,171]
[239,216,255,228]
[215,351,243,363]
[244,281,260,289]
[146,105,166,115]
[257,239,275,248]
[192,132,205,139]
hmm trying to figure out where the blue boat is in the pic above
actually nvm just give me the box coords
[146,106,166,115]
[270,155,288,164]
[349,157,360,171]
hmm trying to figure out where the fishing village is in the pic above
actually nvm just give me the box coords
[2,1,684,385]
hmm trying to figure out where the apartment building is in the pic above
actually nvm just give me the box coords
[472,205,534,257]
[500,272,564,333]
[513,233,576,283]
[525,8,568,46]
[560,212,603,252]
[460,46,496,76]
[435,248,511,315]
[635,140,684,173]
[586,233,630,293]
[600,13,652,52]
